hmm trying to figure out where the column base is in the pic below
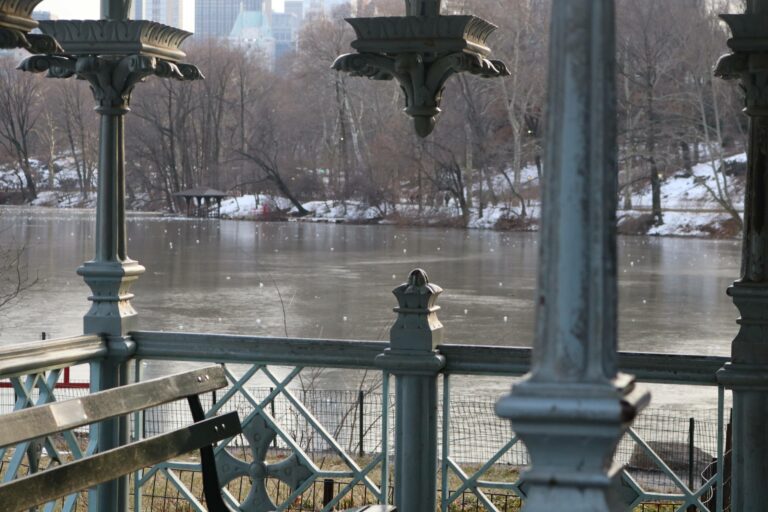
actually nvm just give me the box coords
[717,362,768,511]
[496,376,649,512]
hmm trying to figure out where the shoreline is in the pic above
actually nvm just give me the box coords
[1,202,743,240]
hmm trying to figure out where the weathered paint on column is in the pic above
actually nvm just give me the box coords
[715,4,768,508]
[376,269,445,512]
[495,1,649,510]
[17,2,200,508]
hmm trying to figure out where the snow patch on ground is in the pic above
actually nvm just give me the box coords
[646,211,733,237]
[630,153,745,211]
[0,150,747,237]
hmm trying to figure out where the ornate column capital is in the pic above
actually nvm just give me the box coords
[18,20,202,112]
[0,0,61,52]
[716,14,768,116]
[333,7,508,137]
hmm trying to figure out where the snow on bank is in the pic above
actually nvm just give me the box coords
[30,190,97,208]
[2,150,746,237]
[648,211,734,237]
[630,153,745,211]
[620,210,736,238]
[617,152,745,237]
[219,194,296,219]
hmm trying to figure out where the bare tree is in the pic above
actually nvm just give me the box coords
[0,58,42,200]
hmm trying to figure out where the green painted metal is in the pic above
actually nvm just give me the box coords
[13,1,202,507]
[0,369,92,512]
[715,2,768,509]
[0,0,60,52]
[375,269,445,512]
[129,362,388,511]
[716,386,725,512]
[380,372,390,507]
[0,331,731,511]
[494,1,651,510]
[440,375,450,512]
[332,0,508,137]
[133,331,729,384]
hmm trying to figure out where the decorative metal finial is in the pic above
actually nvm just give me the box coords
[0,0,62,53]
[390,268,443,350]
[332,0,508,137]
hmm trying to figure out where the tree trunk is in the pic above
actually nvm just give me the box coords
[646,80,663,226]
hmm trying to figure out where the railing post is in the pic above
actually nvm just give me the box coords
[376,268,445,512]
[715,3,768,508]
[495,1,649,510]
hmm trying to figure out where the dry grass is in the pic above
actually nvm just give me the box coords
[2,446,685,511]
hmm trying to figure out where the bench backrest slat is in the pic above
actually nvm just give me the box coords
[0,411,241,512]
[0,365,227,449]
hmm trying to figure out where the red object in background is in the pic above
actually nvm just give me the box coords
[0,366,90,389]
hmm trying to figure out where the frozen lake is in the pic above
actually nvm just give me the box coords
[0,206,742,408]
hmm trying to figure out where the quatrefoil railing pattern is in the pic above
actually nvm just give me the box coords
[0,367,96,512]
[135,363,392,511]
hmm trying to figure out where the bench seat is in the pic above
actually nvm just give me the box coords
[0,365,241,512]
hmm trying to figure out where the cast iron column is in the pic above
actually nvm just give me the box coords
[79,57,145,512]
[715,1,768,508]
[376,269,445,512]
[495,1,649,510]
[18,0,201,509]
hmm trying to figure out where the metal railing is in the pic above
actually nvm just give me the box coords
[0,334,106,512]
[0,331,731,511]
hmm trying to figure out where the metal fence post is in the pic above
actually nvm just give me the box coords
[687,417,696,512]
[323,478,335,506]
[358,390,365,457]
[495,1,650,510]
[376,269,445,512]
[270,387,277,449]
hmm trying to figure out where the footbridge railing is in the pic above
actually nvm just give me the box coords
[0,327,730,512]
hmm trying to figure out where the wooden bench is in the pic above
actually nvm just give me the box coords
[0,365,242,512]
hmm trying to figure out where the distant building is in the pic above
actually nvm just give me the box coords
[196,0,266,38]
[272,12,300,59]
[305,0,355,18]
[141,0,184,28]
[230,7,276,68]
[284,1,304,20]
[31,11,54,21]
[130,1,143,20]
